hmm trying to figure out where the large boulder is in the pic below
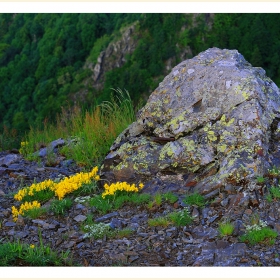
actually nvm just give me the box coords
[100,47,280,198]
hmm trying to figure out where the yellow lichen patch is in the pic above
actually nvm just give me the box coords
[242,91,249,100]
[220,114,235,127]
[180,138,196,152]
[217,143,227,153]
[207,130,217,142]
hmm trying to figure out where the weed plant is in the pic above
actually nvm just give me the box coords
[218,221,235,237]
[148,216,170,227]
[162,192,178,204]
[168,208,193,226]
[266,185,280,202]
[184,193,206,208]
[148,208,193,228]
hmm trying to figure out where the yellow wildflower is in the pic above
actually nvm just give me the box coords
[101,181,144,199]
[30,244,35,249]
[12,201,41,222]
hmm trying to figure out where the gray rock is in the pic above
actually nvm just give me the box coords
[4,221,16,227]
[0,154,19,166]
[95,212,119,223]
[101,47,280,202]
[74,214,87,222]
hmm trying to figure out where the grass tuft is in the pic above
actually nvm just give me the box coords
[22,88,135,168]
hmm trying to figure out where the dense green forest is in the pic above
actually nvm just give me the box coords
[1,13,280,147]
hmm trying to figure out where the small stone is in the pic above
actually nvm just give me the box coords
[192,207,199,223]
[4,221,16,227]
[129,255,139,263]
[74,214,87,222]
[95,212,119,223]
[63,241,76,248]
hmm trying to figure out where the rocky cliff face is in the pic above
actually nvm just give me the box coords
[101,48,280,203]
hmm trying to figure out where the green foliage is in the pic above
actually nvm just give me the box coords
[162,192,178,204]
[2,13,280,149]
[148,208,193,228]
[268,166,280,177]
[256,176,266,184]
[22,189,55,204]
[0,13,140,141]
[83,222,111,239]
[266,185,280,202]
[49,198,73,216]
[148,216,170,227]
[24,88,135,168]
[184,193,206,208]
[167,208,193,227]
[218,221,235,237]
[23,207,47,220]
[0,238,72,266]
[240,227,278,245]
[89,191,152,214]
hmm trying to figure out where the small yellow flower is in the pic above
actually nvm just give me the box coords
[30,244,35,249]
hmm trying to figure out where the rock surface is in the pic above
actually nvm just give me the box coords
[101,47,280,200]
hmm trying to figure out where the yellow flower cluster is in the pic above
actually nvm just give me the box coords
[55,167,99,200]
[14,179,55,201]
[11,201,41,222]
[102,182,144,199]
[14,166,100,201]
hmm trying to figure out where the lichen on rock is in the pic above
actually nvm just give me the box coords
[101,47,280,199]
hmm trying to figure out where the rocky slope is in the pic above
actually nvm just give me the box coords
[1,148,280,266]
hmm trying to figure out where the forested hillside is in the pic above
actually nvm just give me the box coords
[1,13,280,143]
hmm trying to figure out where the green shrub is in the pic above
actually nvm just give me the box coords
[240,219,278,245]
[163,192,178,204]
[168,208,193,226]
[184,193,206,208]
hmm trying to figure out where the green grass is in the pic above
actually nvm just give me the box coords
[0,235,73,266]
[218,221,235,237]
[240,227,278,245]
[167,208,193,226]
[256,176,266,184]
[266,185,280,202]
[89,192,152,214]
[21,88,135,168]
[148,216,170,227]
[148,208,193,228]
[162,192,178,204]
[22,189,55,204]
[184,193,206,208]
[24,207,47,220]
[49,198,73,216]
